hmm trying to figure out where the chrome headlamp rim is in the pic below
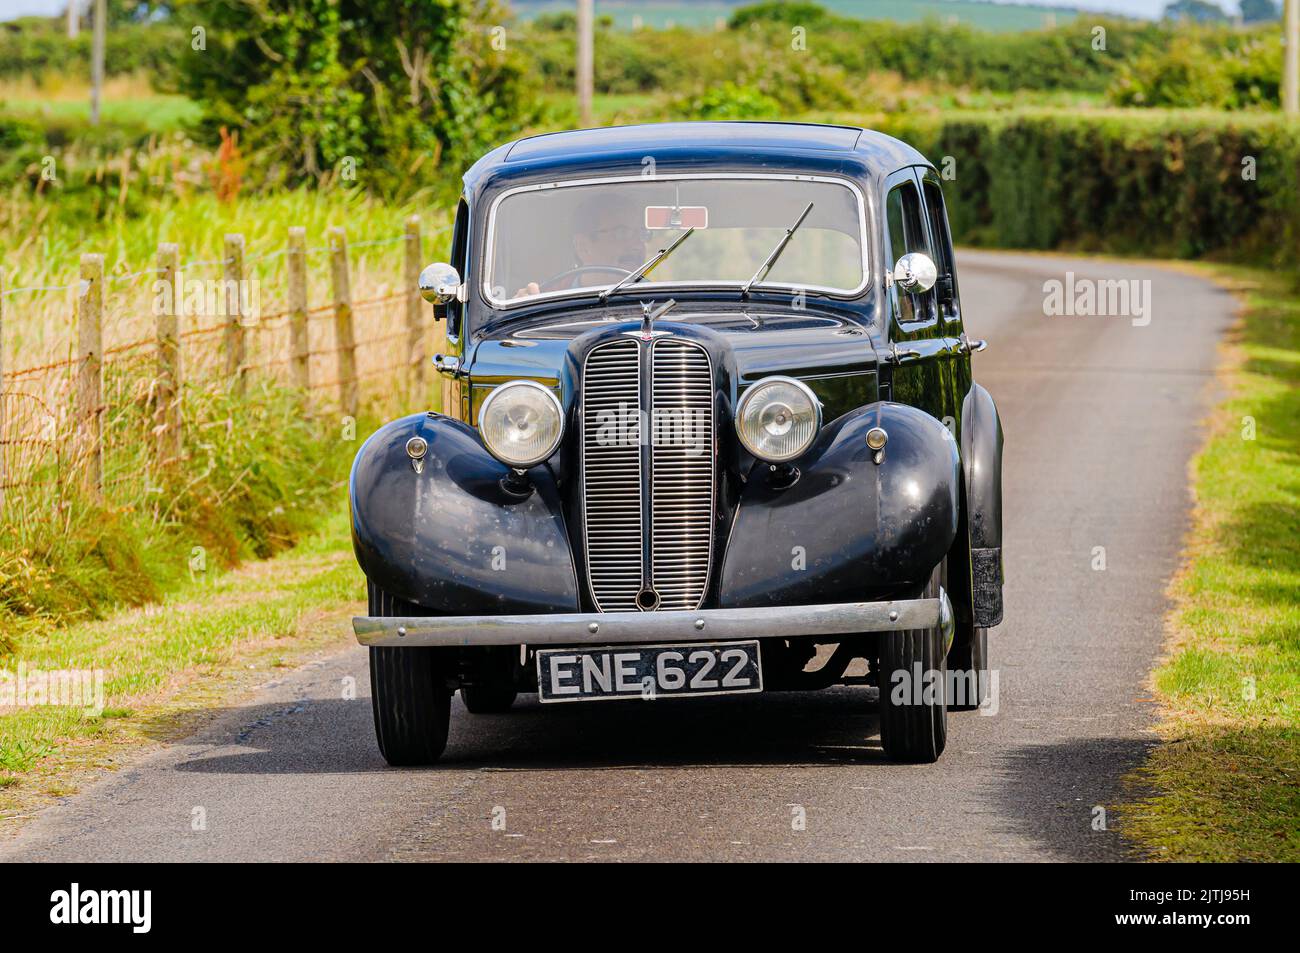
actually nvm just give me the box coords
[476,379,565,469]
[735,375,822,463]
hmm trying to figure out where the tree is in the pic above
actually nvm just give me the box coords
[1162,0,1229,20]
[172,0,538,196]
[1239,0,1281,22]
[729,2,835,30]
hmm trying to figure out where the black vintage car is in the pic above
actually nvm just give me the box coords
[350,122,1004,764]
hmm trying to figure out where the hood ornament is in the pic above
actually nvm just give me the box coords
[630,299,677,342]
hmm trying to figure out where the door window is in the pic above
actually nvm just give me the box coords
[922,179,959,324]
[448,199,469,339]
[884,179,931,325]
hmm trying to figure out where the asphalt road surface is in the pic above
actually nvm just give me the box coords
[1,251,1234,862]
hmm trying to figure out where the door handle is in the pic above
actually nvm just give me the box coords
[957,332,987,354]
[887,343,921,364]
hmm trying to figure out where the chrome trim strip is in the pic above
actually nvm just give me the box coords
[355,590,953,647]
[481,173,872,309]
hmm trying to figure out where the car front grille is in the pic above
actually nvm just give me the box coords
[580,337,715,612]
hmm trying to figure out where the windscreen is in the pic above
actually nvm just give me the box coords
[486,176,866,305]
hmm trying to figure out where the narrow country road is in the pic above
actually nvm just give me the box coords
[0,251,1234,862]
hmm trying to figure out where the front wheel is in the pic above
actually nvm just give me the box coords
[368,582,451,767]
[877,564,948,763]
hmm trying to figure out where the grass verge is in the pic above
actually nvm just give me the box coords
[0,505,363,829]
[0,390,360,648]
[1122,264,1300,862]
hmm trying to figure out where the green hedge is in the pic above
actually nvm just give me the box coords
[0,19,183,82]
[878,110,1300,264]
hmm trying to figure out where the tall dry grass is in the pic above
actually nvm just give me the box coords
[1,139,452,647]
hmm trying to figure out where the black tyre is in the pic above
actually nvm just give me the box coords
[946,625,989,712]
[877,564,948,763]
[460,684,518,714]
[367,581,451,767]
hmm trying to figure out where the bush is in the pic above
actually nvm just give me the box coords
[1109,35,1281,109]
[879,110,1300,264]
[728,2,834,29]
[667,83,782,120]
[1225,35,1284,108]
[0,16,183,85]
[728,7,1171,94]
[0,111,200,229]
[172,0,540,197]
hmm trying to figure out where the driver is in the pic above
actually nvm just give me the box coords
[513,194,648,298]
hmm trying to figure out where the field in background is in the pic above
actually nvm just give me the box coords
[512,0,1086,30]
[0,73,199,133]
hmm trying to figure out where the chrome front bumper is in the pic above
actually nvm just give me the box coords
[354,589,954,649]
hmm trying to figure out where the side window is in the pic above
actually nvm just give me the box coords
[447,199,469,338]
[884,179,930,325]
[922,179,958,323]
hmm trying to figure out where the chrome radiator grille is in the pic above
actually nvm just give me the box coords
[650,340,714,610]
[581,340,643,612]
[580,337,715,612]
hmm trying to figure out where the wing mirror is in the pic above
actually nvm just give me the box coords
[418,262,462,310]
[892,252,938,294]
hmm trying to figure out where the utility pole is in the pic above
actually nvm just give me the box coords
[90,0,106,126]
[67,1,80,39]
[577,0,594,127]
[1285,0,1299,116]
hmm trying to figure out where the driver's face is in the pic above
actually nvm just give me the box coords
[573,212,646,271]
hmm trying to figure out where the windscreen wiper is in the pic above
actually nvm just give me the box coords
[599,227,696,303]
[741,201,814,299]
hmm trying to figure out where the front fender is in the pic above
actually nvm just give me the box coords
[718,402,960,609]
[350,413,579,614]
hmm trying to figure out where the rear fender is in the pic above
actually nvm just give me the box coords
[957,383,1005,627]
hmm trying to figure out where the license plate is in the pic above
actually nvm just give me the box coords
[536,641,763,704]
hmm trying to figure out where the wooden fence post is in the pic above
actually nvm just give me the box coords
[404,215,423,394]
[156,243,182,465]
[328,226,358,418]
[78,253,104,498]
[223,233,245,393]
[288,226,310,392]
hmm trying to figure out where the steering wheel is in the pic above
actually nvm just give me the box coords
[540,264,633,293]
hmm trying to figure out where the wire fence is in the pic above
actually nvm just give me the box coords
[0,218,452,515]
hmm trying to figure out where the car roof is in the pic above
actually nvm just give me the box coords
[506,121,866,160]
[462,121,931,200]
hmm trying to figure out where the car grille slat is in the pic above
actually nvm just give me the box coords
[581,335,715,613]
